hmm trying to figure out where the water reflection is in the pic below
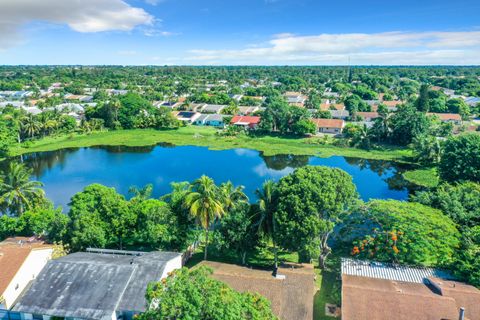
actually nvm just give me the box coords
[4,145,414,208]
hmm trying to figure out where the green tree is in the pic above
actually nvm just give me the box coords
[21,114,41,139]
[350,200,460,267]
[215,205,258,265]
[412,135,443,165]
[453,226,480,288]
[0,162,45,216]
[219,181,248,212]
[389,104,431,146]
[184,176,225,260]
[140,266,277,320]
[415,84,430,112]
[253,180,280,270]
[439,133,480,182]
[412,181,480,228]
[68,184,133,250]
[292,119,316,136]
[275,166,358,268]
[131,198,179,250]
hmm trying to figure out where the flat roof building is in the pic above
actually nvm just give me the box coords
[13,249,182,320]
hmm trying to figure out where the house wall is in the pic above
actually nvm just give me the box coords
[319,127,342,134]
[161,256,182,279]
[2,248,53,309]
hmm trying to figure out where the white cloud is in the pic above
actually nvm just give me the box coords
[0,0,154,49]
[186,30,480,65]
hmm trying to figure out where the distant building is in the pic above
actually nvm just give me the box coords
[194,114,226,127]
[427,112,462,124]
[13,249,182,320]
[200,104,226,114]
[173,111,201,123]
[238,106,260,115]
[329,109,350,120]
[356,112,380,122]
[0,237,53,309]
[284,92,307,106]
[311,118,345,134]
[465,97,480,107]
[341,258,480,320]
[230,115,261,129]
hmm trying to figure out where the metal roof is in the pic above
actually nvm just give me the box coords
[341,258,453,284]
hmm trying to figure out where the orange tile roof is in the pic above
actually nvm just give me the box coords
[311,118,344,129]
[357,112,380,119]
[319,103,345,111]
[382,100,403,107]
[427,113,462,121]
[0,237,52,294]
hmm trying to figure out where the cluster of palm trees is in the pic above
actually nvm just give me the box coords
[0,162,45,216]
[183,175,279,266]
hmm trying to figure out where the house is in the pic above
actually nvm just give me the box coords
[381,100,403,111]
[12,248,182,320]
[356,112,380,122]
[201,261,314,320]
[311,119,345,134]
[341,258,480,320]
[329,109,350,119]
[0,237,54,309]
[200,104,226,114]
[319,103,345,111]
[427,113,462,124]
[230,115,261,129]
[465,97,480,107]
[0,101,24,108]
[194,114,226,127]
[238,106,260,115]
[173,111,201,123]
[284,92,307,106]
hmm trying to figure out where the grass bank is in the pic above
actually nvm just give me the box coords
[10,126,414,162]
[402,167,440,188]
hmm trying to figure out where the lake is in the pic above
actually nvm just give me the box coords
[18,145,413,209]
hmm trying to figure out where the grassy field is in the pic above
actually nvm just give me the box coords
[10,126,414,161]
[402,167,440,188]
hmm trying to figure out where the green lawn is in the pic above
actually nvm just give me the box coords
[402,167,440,188]
[314,269,341,320]
[10,126,414,162]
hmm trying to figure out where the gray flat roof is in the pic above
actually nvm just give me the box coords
[14,251,181,319]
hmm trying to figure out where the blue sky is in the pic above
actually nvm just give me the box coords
[0,0,479,65]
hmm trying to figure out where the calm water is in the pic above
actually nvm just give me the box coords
[16,145,413,209]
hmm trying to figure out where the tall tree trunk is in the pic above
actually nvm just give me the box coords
[318,231,332,270]
[204,228,209,260]
[241,251,247,265]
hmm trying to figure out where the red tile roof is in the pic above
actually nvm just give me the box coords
[230,115,261,125]
[311,118,345,129]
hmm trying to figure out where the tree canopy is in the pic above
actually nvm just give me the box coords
[139,266,277,320]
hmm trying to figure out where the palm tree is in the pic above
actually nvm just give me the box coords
[219,181,248,212]
[3,109,24,143]
[184,175,225,260]
[0,162,44,216]
[21,114,41,139]
[254,180,279,272]
[128,184,153,200]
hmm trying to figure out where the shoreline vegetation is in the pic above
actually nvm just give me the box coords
[9,126,414,162]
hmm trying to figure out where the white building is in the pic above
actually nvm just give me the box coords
[0,237,54,310]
